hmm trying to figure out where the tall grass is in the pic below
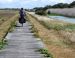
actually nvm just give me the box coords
[27,13,75,58]
[40,20,75,31]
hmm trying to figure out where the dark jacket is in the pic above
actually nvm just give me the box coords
[19,9,26,24]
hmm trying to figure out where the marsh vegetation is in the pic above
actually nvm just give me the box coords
[27,13,75,58]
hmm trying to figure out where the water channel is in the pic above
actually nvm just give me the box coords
[49,16,75,24]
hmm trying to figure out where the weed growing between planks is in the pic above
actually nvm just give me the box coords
[36,48,53,58]
[0,39,8,50]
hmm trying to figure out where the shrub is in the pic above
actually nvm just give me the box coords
[35,7,47,15]
[35,10,46,15]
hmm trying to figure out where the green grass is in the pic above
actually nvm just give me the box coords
[36,48,53,58]
[0,39,8,50]
[65,24,75,31]
[48,13,63,16]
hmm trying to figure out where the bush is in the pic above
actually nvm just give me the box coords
[35,10,46,15]
[35,7,46,15]
[48,11,51,14]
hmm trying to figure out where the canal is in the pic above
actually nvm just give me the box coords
[49,16,75,24]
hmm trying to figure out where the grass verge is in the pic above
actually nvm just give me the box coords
[26,13,54,58]
[0,13,18,49]
[48,13,63,16]
[39,20,75,31]
[26,13,75,58]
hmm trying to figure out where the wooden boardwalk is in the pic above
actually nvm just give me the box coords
[0,22,45,58]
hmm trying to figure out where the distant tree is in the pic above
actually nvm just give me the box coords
[63,3,69,8]
[52,3,63,8]
[34,7,46,15]
[34,7,43,11]
[33,1,75,15]
[52,3,69,8]
[69,1,75,7]
[44,5,52,10]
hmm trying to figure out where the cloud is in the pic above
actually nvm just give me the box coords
[0,0,74,3]
[0,0,74,8]
[41,0,75,4]
[0,0,13,3]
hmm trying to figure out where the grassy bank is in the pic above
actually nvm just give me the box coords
[0,11,18,49]
[40,20,75,31]
[38,19,75,46]
[26,13,75,58]
[48,13,63,16]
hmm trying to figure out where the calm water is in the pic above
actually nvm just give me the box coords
[49,16,75,24]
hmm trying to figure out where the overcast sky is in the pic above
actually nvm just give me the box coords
[0,0,75,9]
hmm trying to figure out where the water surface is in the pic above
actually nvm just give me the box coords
[49,16,75,24]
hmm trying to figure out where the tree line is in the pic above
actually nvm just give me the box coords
[33,1,75,15]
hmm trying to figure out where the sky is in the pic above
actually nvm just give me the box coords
[0,0,75,9]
